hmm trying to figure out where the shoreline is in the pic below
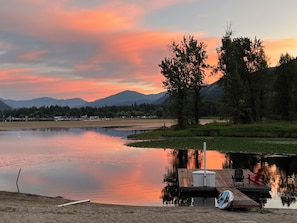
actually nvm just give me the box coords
[0,118,176,131]
[0,191,297,222]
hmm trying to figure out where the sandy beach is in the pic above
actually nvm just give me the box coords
[0,118,176,131]
[1,119,297,222]
[0,191,296,223]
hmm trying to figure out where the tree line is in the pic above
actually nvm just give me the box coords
[0,104,169,121]
[0,96,219,121]
[159,27,297,128]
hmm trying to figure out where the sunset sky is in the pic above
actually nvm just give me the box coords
[0,0,297,101]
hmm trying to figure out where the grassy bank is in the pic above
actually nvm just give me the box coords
[127,122,297,154]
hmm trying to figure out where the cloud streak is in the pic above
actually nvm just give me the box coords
[0,0,296,101]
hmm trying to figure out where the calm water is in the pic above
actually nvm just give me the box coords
[0,128,296,209]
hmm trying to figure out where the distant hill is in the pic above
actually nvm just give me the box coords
[0,83,222,109]
[0,100,11,111]
[84,90,167,107]
[1,97,87,109]
[201,82,222,100]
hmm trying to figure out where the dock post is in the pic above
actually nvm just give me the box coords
[203,142,206,186]
[16,168,21,193]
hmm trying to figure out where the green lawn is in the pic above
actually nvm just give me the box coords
[127,121,297,154]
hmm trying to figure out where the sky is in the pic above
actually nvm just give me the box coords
[0,0,297,102]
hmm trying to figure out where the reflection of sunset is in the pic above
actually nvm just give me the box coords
[2,129,297,208]
[264,163,290,199]
[186,150,226,170]
[76,154,167,205]
[266,164,281,195]
[200,150,226,170]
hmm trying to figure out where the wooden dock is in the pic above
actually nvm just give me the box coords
[178,169,271,209]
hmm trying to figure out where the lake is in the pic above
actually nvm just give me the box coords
[0,127,296,209]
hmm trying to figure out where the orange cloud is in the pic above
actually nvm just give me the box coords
[264,38,297,66]
[0,1,143,42]
[57,8,139,33]
[19,50,48,61]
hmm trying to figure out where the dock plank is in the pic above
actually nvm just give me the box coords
[217,187,260,208]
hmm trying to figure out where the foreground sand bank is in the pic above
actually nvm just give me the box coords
[0,191,296,223]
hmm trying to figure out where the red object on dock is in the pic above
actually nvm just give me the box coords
[248,168,265,185]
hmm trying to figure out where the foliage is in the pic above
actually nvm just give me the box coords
[273,56,297,120]
[159,35,209,128]
[0,104,169,121]
[216,28,268,124]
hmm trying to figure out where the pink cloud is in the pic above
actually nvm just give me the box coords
[3,34,292,101]
[0,67,37,83]
[19,50,48,61]
[1,0,295,101]
[0,67,142,101]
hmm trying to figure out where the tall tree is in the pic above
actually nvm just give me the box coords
[217,29,268,123]
[274,54,297,120]
[159,35,209,128]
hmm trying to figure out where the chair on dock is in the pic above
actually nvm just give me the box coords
[232,168,244,186]
[248,168,264,185]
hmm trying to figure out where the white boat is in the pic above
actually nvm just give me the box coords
[217,190,234,209]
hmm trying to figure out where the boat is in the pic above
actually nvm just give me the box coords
[217,190,234,209]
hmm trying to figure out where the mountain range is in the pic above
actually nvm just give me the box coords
[0,82,221,110]
[0,90,167,109]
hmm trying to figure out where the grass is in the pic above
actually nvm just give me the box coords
[127,121,297,154]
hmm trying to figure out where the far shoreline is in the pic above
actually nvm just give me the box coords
[0,118,177,131]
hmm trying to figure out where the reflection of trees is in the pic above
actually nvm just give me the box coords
[279,173,297,207]
[161,150,297,207]
[264,155,297,208]
[281,194,296,207]
[227,153,259,170]
[161,167,178,204]
[161,149,201,205]
[178,150,189,168]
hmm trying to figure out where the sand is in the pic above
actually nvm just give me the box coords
[0,191,296,223]
[0,118,176,131]
[1,119,296,222]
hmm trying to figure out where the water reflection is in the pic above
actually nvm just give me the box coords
[1,128,176,206]
[161,149,227,206]
[0,128,297,208]
[228,152,297,208]
[161,149,297,208]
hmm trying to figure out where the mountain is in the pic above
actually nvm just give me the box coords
[2,97,87,109]
[84,90,166,107]
[0,100,11,111]
[0,83,221,109]
[201,82,222,100]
